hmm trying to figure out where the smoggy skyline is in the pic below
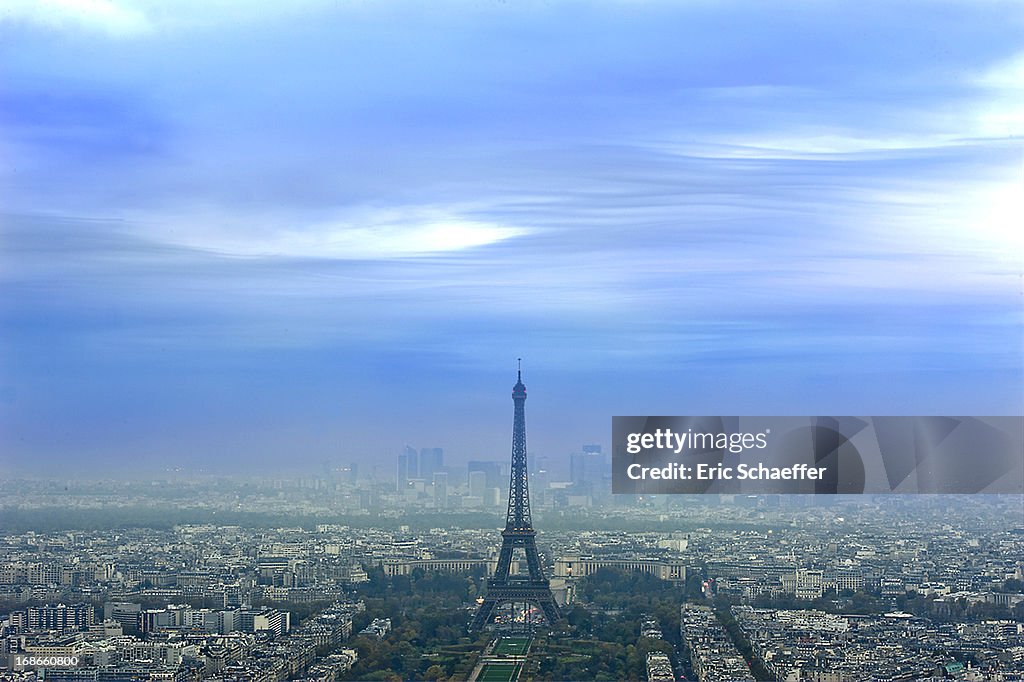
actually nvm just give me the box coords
[1,1,1022,475]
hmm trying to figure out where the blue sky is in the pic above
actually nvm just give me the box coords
[1,1,1021,476]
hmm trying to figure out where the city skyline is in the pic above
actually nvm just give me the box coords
[2,1,1022,475]
[2,479,1022,680]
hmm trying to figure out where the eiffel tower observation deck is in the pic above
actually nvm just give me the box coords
[470,362,561,631]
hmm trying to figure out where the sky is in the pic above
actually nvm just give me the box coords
[1,0,1022,477]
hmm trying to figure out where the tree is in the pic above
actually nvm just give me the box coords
[423,664,446,681]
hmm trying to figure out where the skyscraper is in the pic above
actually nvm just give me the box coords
[419,447,444,481]
[467,460,504,488]
[432,471,448,509]
[570,444,606,492]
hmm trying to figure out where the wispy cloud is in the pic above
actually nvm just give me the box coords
[1,0,151,36]
[160,209,530,260]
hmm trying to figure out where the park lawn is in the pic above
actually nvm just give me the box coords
[493,636,531,656]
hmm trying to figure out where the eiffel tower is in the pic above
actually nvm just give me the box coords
[470,362,561,631]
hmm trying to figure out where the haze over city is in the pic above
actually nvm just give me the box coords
[1,1,1021,475]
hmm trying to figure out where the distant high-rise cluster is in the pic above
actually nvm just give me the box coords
[396,446,443,489]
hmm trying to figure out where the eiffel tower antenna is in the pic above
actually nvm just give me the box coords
[470,364,561,631]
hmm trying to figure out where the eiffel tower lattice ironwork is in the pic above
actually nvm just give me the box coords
[469,363,561,631]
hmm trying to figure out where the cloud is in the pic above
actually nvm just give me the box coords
[145,208,531,259]
[1,0,151,36]
[970,51,1024,138]
[977,51,1024,89]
